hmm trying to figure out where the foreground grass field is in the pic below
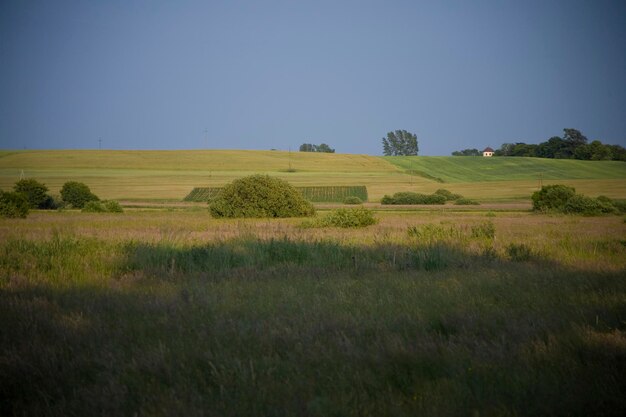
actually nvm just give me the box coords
[1,210,625,416]
[1,150,625,201]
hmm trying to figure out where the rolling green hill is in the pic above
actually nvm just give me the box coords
[384,156,626,183]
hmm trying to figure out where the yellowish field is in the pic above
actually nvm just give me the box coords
[1,150,624,201]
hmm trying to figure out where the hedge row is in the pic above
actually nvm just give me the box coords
[184,185,368,203]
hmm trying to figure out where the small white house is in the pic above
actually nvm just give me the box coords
[482,147,494,157]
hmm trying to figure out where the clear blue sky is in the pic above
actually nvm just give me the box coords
[1,0,625,155]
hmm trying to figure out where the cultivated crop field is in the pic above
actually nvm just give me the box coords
[1,209,625,416]
[2,150,626,201]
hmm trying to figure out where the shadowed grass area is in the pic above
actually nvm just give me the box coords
[1,220,626,416]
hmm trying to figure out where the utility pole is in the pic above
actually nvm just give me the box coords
[98,137,102,150]
[204,128,208,149]
[288,147,292,171]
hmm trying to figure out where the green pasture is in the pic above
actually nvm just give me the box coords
[385,155,626,182]
[1,150,625,202]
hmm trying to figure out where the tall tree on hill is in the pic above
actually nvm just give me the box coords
[381,130,419,156]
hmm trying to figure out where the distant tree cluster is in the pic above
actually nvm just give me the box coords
[494,129,626,161]
[451,148,481,156]
[0,178,126,218]
[382,130,419,156]
[299,143,335,153]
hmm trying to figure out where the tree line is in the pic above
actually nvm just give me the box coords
[300,129,421,156]
[452,129,626,161]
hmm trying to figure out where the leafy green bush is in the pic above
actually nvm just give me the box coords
[0,191,29,218]
[380,195,395,204]
[454,198,480,205]
[380,192,446,205]
[302,207,377,228]
[13,179,49,208]
[82,200,124,213]
[60,181,99,208]
[531,184,576,212]
[434,189,463,201]
[209,175,315,218]
[343,196,363,205]
[82,201,107,213]
[103,200,124,213]
[563,195,617,215]
[532,185,620,216]
[39,194,66,210]
[611,199,626,214]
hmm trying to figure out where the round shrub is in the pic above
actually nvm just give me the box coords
[82,201,107,213]
[380,195,394,204]
[302,207,377,228]
[82,200,124,213]
[323,207,377,227]
[209,175,315,218]
[434,189,463,201]
[103,200,124,213]
[563,195,616,215]
[0,191,29,218]
[532,184,575,212]
[343,196,363,205]
[381,192,446,205]
[61,181,99,209]
[423,194,447,204]
[13,179,49,208]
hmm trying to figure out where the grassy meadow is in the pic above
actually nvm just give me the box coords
[1,149,626,415]
[2,150,625,201]
[1,209,626,416]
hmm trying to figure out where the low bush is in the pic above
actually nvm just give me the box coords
[454,198,480,205]
[81,200,124,213]
[434,189,463,201]
[82,201,107,213]
[13,179,49,208]
[104,200,124,213]
[343,196,363,205]
[209,175,315,218]
[0,191,29,218]
[611,199,626,213]
[563,194,616,215]
[532,184,576,212]
[381,192,446,205]
[61,181,99,208]
[302,207,377,228]
[532,185,619,216]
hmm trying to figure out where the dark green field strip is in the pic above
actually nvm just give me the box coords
[384,156,626,183]
[184,185,368,203]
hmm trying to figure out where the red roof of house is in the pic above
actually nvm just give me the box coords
[483,147,494,152]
